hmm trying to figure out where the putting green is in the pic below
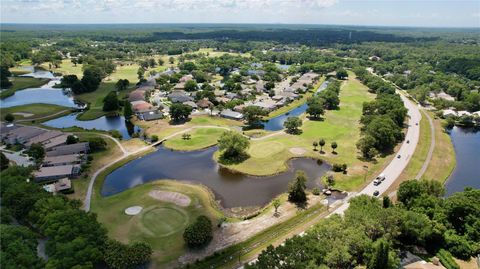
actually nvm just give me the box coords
[249,141,285,158]
[140,206,189,237]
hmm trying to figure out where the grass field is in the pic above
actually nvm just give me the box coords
[0,104,71,121]
[164,127,226,150]
[422,112,456,182]
[92,180,224,267]
[1,77,49,99]
[215,74,394,190]
[40,59,84,77]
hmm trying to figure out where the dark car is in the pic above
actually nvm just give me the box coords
[373,190,380,196]
[397,154,401,159]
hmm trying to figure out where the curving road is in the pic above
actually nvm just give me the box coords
[331,90,422,215]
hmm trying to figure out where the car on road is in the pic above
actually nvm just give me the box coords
[407,140,410,144]
[416,122,419,126]
[375,173,386,181]
[397,154,401,159]
[373,190,380,196]
[373,179,381,186]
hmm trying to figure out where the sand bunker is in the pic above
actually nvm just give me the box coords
[13,112,34,118]
[149,190,191,207]
[125,206,143,215]
[289,147,307,155]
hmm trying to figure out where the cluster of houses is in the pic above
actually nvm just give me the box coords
[442,108,480,118]
[1,123,89,193]
[126,66,320,122]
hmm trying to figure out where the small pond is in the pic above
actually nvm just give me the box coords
[444,126,480,196]
[263,80,330,131]
[20,70,56,79]
[43,114,141,140]
[102,146,333,208]
[1,87,83,108]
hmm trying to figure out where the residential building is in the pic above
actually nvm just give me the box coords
[43,154,83,167]
[25,130,63,147]
[1,126,46,145]
[46,142,89,157]
[220,109,244,120]
[34,165,81,181]
[168,90,193,103]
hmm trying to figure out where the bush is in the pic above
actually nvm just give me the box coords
[88,137,107,152]
[183,215,213,248]
[312,188,320,195]
[151,135,159,143]
[437,249,460,269]
[332,163,347,173]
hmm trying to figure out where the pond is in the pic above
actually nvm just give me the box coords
[262,80,330,131]
[20,70,56,79]
[102,146,333,208]
[444,126,480,196]
[43,114,141,140]
[1,87,83,108]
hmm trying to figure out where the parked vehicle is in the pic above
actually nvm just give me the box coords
[373,179,381,186]
[373,190,380,196]
[376,173,386,181]
[397,154,401,159]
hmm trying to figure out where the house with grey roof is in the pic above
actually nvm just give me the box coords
[43,154,84,167]
[220,109,244,120]
[2,126,46,145]
[34,165,81,181]
[46,142,89,157]
[168,90,193,103]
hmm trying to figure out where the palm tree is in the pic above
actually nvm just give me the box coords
[331,141,338,153]
[319,139,326,153]
[272,198,281,216]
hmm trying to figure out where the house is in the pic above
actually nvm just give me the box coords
[42,134,70,150]
[443,109,457,117]
[131,101,153,113]
[25,130,63,147]
[139,110,164,121]
[168,90,193,103]
[220,109,243,120]
[0,123,19,137]
[196,99,213,109]
[34,165,81,181]
[255,80,266,92]
[233,104,246,112]
[214,90,226,96]
[43,178,72,193]
[179,74,194,82]
[1,126,46,145]
[128,90,146,102]
[183,101,198,109]
[226,92,238,100]
[457,111,472,117]
[46,142,89,157]
[174,82,185,90]
[43,154,83,167]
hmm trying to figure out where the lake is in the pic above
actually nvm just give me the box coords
[444,127,480,195]
[102,145,333,208]
[1,87,83,108]
[43,114,141,139]
[263,80,330,131]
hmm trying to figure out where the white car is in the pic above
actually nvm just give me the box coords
[376,173,386,181]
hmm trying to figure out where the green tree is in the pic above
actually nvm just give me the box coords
[273,198,281,216]
[137,67,145,80]
[0,66,12,88]
[103,240,152,269]
[368,239,395,269]
[88,137,107,152]
[4,113,14,122]
[319,138,326,153]
[115,79,130,91]
[0,152,9,171]
[26,143,45,162]
[306,97,325,119]
[312,141,318,151]
[243,106,267,126]
[331,141,338,153]
[169,103,193,122]
[60,74,79,88]
[284,116,302,134]
[66,135,78,145]
[103,91,120,112]
[336,69,348,80]
[183,215,213,248]
[158,58,165,66]
[0,225,45,269]
[169,57,174,64]
[218,131,250,161]
[288,170,308,205]
[123,100,134,121]
[81,66,102,92]
[184,79,198,91]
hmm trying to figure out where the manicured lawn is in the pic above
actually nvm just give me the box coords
[92,180,224,267]
[0,104,71,121]
[75,82,131,120]
[217,74,388,191]
[422,112,456,183]
[1,77,49,99]
[164,127,226,151]
[41,59,84,77]
[105,64,141,83]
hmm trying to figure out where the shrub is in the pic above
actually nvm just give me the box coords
[151,135,159,143]
[312,188,320,195]
[183,216,213,248]
[437,249,460,269]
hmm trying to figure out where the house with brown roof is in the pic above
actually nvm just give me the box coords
[196,98,213,109]
[128,90,146,102]
[34,164,81,181]
[26,130,63,147]
[43,154,83,167]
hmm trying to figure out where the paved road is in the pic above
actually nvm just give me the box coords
[330,91,422,215]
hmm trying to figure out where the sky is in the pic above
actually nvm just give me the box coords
[1,0,479,28]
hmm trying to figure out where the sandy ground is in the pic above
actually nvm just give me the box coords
[12,112,34,117]
[148,190,191,207]
[289,147,307,155]
[125,206,143,215]
[178,194,325,265]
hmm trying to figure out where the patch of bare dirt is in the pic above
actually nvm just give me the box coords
[289,147,307,155]
[148,190,191,207]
